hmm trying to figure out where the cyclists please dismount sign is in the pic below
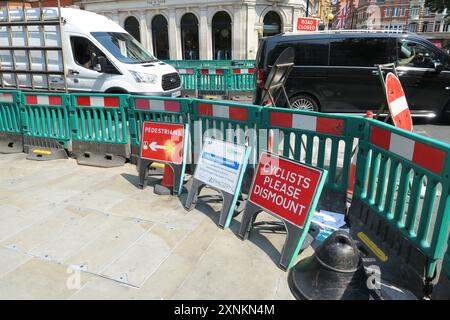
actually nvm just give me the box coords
[249,152,323,228]
[239,152,328,270]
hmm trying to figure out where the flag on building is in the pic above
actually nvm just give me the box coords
[336,0,349,29]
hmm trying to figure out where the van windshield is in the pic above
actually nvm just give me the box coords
[91,32,158,64]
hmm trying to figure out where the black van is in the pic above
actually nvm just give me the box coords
[254,31,450,119]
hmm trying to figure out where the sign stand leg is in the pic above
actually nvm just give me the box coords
[138,158,184,196]
[184,178,206,211]
[238,201,309,271]
[279,223,305,271]
[238,201,263,240]
[184,178,243,229]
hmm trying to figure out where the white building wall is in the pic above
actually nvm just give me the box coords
[82,0,308,60]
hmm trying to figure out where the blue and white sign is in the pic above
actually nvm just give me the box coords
[194,137,248,195]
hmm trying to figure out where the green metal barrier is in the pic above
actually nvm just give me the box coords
[128,95,190,164]
[228,67,256,92]
[69,93,130,167]
[190,99,261,190]
[20,92,71,147]
[175,67,197,97]
[260,107,364,214]
[349,118,450,297]
[197,68,229,98]
[0,90,23,153]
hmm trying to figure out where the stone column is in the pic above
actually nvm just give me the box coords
[168,9,182,59]
[139,12,150,51]
[199,7,212,60]
[232,4,244,59]
[146,12,154,55]
[246,4,259,60]
[111,11,120,24]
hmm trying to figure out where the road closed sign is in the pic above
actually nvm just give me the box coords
[140,122,185,164]
[296,17,319,32]
[249,152,324,228]
[385,72,413,132]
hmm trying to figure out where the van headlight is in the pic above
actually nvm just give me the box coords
[129,71,158,84]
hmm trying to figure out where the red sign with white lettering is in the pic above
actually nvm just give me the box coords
[296,17,319,32]
[140,122,185,164]
[249,152,322,228]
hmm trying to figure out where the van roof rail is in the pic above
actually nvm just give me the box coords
[283,29,410,36]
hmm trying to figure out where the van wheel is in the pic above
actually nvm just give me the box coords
[289,94,319,111]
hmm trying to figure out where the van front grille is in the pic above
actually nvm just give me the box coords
[162,73,181,91]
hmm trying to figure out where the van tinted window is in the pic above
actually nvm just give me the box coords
[330,37,392,67]
[268,39,329,66]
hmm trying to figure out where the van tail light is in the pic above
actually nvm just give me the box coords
[256,68,264,89]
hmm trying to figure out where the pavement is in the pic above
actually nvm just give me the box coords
[0,153,304,300]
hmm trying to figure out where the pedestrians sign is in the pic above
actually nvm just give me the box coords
[385,72,413,132]
[138,121,188,196]
[140,122,185,164]
[239,152,328,270]
[296,17,319,32]
[185,137,251,229]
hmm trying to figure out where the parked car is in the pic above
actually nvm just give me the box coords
[254,31,450,119]
[0,7,181,96]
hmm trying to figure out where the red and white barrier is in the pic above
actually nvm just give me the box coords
[176,68,195,74]
[200,69,224,75]
[25,95,62,105]
[371,126,445,174]
[135,98,180,112]
[76,96,119,108]
[270,111,344,135]
[232,68,255,74]
[197,102,247,121]
[0,92,14,103]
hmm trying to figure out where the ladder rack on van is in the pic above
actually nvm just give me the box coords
[0,0,68,92]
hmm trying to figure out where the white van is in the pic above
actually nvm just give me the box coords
[0,7,181,96]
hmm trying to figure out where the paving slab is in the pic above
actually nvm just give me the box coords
[0,258,93,300]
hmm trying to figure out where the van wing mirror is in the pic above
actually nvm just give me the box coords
[434,61,443,74]
[94,56,107,73]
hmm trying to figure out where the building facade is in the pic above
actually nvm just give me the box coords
[80,0,312,60]
[354,0,449,37]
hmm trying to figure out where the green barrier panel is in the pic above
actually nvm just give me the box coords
[70,94,129,144]
[128,95,190,164]
[260,107,364,214]
[0,90,21,134]
[228,67,256,92]
[20,92,71,146]
[190,99,261,188]
[0,90,23,153]
[261,107,363,193]
[349,118,450,297]
[175,67,197,94]
[69,93,130,167]
[197,68,229,97]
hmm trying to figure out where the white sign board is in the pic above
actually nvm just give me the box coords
[194,138,247,195]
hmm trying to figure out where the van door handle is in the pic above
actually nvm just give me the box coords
[397,71,406,77]
[68,69,79,76]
